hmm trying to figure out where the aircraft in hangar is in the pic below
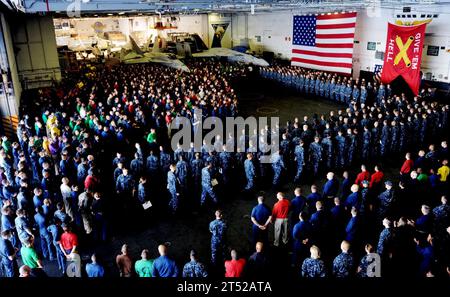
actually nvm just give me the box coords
[172,33,269,67]
[118,35,190,72]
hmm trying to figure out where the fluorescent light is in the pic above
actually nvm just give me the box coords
[118,12,125,15]
[107,13,113,16]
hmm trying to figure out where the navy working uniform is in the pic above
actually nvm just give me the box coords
[294,143,305,183]
[182,259,208,277]
[201,167,218,206]
[301,257,326,277]
[209,218,227,265]
[167,170,180,213]
[244,158,257,191]
[332,252,354,278]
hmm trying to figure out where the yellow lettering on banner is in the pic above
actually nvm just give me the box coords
[394,35,414,67]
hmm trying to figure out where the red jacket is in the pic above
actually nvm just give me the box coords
[355,171,370,186]
[400,159,414,175]
[369,171,384,188]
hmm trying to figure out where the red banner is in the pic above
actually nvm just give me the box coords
[381,23,427,96]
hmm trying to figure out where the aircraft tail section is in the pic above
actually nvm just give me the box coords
[129,35,144,55]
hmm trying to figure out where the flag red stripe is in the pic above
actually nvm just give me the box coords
[315,33,355,39]
[315,43,354,48]
[317,12,357,20]
[316,23,356,30]
[291,49,353,58]
[291,57,352,69]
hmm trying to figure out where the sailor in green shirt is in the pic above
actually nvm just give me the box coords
[146,128,157,144]
[20,239,43,269]
[417,168,428,183]
[135,249,154,277]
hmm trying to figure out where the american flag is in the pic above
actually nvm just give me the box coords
[291,12,357,74]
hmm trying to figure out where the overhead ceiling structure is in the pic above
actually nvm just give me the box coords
[10,0,450,16]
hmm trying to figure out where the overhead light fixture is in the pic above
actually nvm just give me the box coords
[118,12,125,15]
[94,14,98,17]
[334,12,338,14]
[327,12,331,15]
[108,13,113,16]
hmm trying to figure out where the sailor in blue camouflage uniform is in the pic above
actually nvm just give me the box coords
[137,176,149,204]
[146,150,159,179]
[329,79,336,101]
[344,83,352,104]
[299,74,305,92]
[371,121,380,159]
[280,133,291,171]
[244,153,257,191]
[352,85,360,103]
[362,126,371,160]
[332,240,355,278]
[271,150,285,189]
[432,196,450,235]
[309,136,323,177]
[294,140,305,183]
[335,130,347,169]
[321,134,334,171]
[324,79,330,99]
[219,145,233,187]
[116,168,135,202]
[315,76,321,97]
[130,152,144,179]
[182,249,208,278]
[301,245,327,278]
[377,218,394,261]
[173,143,185,163]
[380,120,390,157]
[304,75,310,94]
[201,162,218,206]
[398,121,407,153]
[390,121,399,155]
[319,79,325,98]
[209,210,227,266]
[176,155,189,195]
[337,82,344,102]
[347,129,357,167]
[309,75,316,94]
[377,84,386,105]
[360,85,368,105]
[191,153,204,196]
[159,146,172,175]
[77,158,89,186]
[377,181,394,222]
[167,164,180,214]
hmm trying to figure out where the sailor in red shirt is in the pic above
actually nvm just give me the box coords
[355,164,371,186]
[272,192,290,247]
[59,224,78,258]
[400,153,414,176]
[224,250,246,277]
[369,165,384,189]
